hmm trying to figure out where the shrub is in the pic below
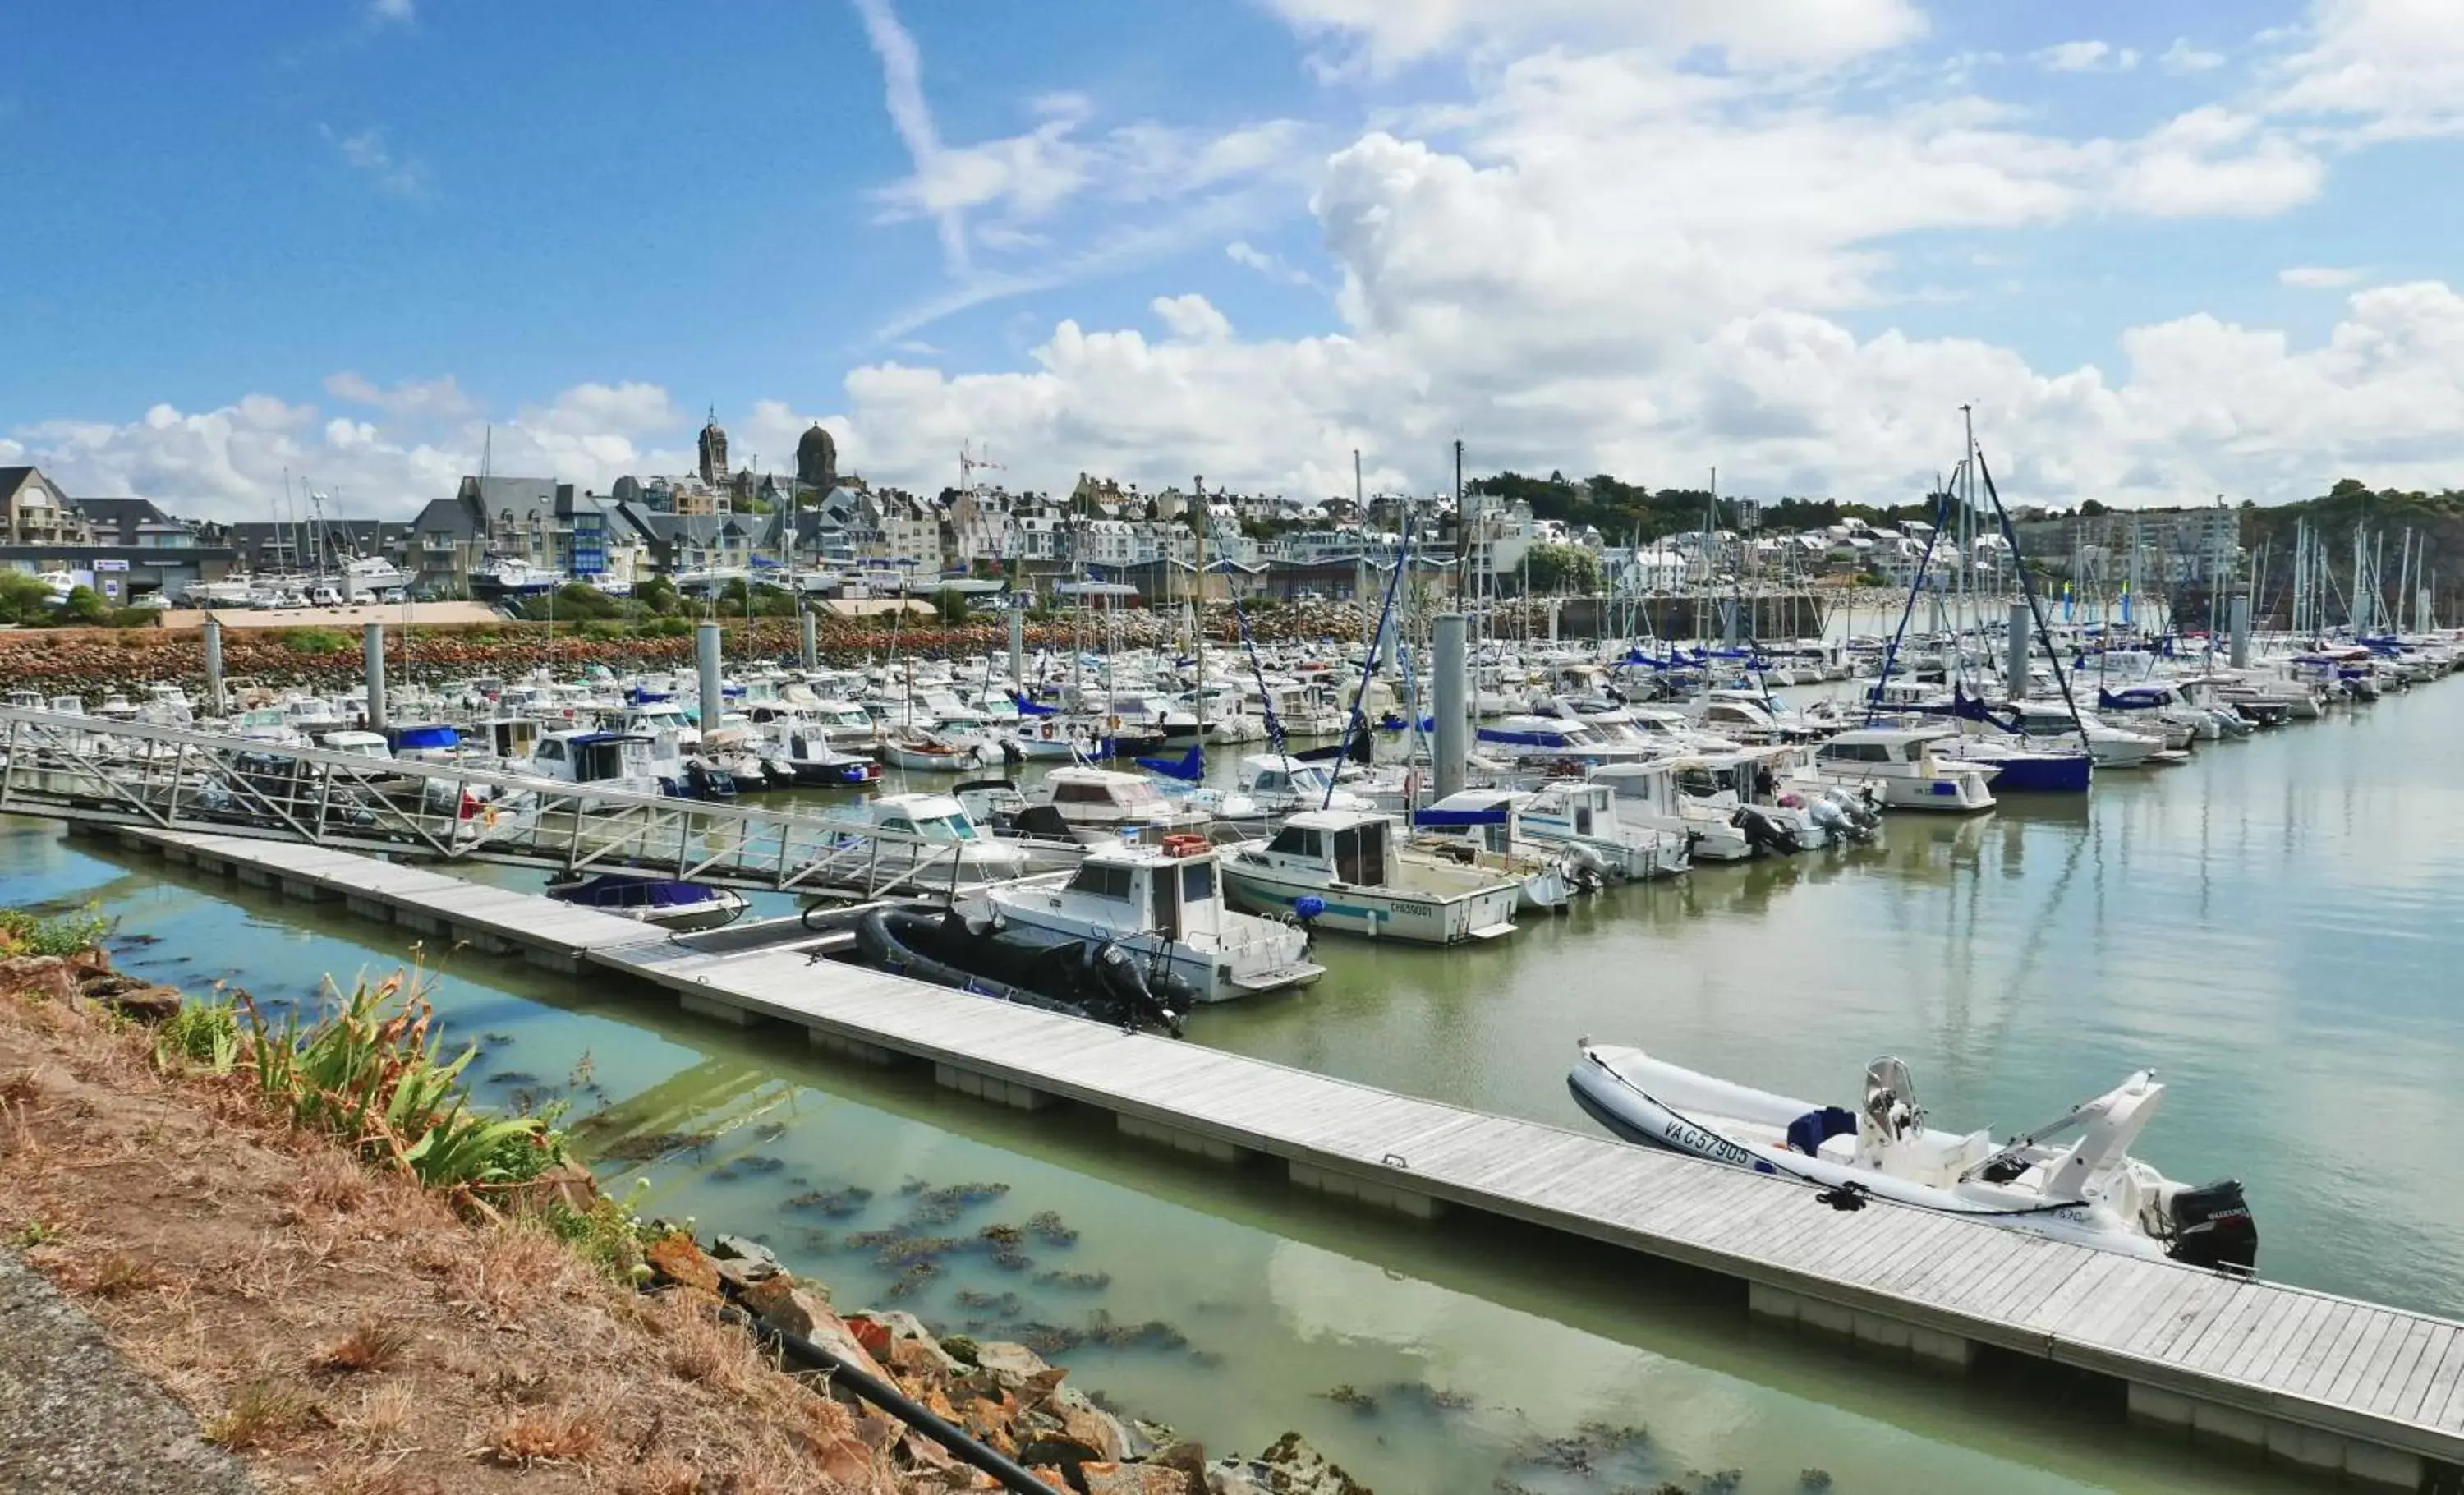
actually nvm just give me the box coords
[0,904,113,958]
[156,996,241,1070]
[237,973,569,1201]
[282,628,352,655]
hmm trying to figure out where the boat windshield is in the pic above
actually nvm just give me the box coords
[913,813,977,843]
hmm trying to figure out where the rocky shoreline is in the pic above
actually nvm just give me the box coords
[646,1228,1368,1495]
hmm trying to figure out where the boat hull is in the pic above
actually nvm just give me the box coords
[1219,862,1518,944]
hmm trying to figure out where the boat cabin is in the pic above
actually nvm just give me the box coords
[1036,766,1202,835]
[531,730,658,789]
[1052,841,1230,945]
[862,792,987,844]
[1412,789,1528,857]
[1814,727,1961,768]
[315,729,394,762]
[1253,809,1399,888]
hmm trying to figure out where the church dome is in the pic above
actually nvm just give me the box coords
[797,422,839,487]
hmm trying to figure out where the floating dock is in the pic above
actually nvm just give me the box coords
[80,824,2464,1490]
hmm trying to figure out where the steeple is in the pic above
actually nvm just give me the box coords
[697,407,729,485]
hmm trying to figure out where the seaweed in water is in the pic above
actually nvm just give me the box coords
[709,1165,741,1182]
[986,1243,1035,1272]
[1385,1380,1474,1414]
[481,1031,516,1047]
[484,1070,542,1087]
[753,1120,789,1142]
[887,1260,943,1298]
[594,1130,719,1163]
[1082,1310,1186,1351]
[842,1228,905,1251]
[1799,1474,1833,1493]
[794,1229,833,1254]
[954,1289,1023,1316]
[1317,1385,1379,1416]
[978,1223,1023,1246]
[1025,1209,1078,1246]
[1032,1269,1110,1292]
[733,1155,786,1175]
[784,1186,874,1219]
[873,1235,966,1267]
[897,1175,930,1196]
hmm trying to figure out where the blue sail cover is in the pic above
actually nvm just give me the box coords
[1011,692,1060,717]
[384,724,460,752]
[1137,745,1204,782]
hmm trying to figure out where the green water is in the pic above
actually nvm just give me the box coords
[13,685,2461,1493]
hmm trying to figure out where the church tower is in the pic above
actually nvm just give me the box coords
[697,407,729,485]
[796,421,839,492]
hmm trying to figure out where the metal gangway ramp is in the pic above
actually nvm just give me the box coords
[0,707,1046,901]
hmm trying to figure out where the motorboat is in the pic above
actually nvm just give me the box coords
[523,729,669,798]
[1221,808,1520,944]
[470,557,565,597]
[878,728,997,774]
[1406,789,1593,913]
[546,873,747,932]
[1568,1042,2257,1273]
[1031,765,1213,843]
[1183,752,1373,830]
[816,792,1035,885]
[968,837,1324,1001]
[1513,779,1693,881]
[1802,728,1998,812]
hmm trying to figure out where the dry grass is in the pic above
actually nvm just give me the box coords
[205,1377,314,1451]
[313,1316,412,1373]
[0,969,919,1494]
[471,1404,604,1468]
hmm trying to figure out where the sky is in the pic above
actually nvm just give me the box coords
[5,0,2464,522]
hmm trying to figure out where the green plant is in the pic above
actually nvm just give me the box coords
[235,973,568,1201]
[543,1178,658,1281]
[8,1220,56,1248]
[156,996,241,1071]
[0,904,113,958]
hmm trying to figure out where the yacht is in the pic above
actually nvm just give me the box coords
[1512,779,1693,881]
[1031,766,1213,843]
[816,792,1034,884]
[470,557,565,598]
[968,839,1324,1002]
[1221,808,1521,944]
[1803,728,1998,812]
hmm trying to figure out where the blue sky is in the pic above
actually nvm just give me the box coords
[5,0,2462,517]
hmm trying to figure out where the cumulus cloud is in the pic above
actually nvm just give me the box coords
[321,372,478,420]
[1151,294,1233,343]
[2281,264,2365,288]
[2273,0,2464,140]
[2160,37,2227,74]
[2109,108,2323,217]
[2037,40,2139,73]
[1226,240,1318,288]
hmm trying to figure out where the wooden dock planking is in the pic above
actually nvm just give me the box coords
[118,829,2464,1483]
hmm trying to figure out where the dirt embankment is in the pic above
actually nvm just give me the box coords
[0,946,1372,1495]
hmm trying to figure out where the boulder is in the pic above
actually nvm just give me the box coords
[739,1281,828,1340]
[644,1232,719,1295]
[710,1233,782,1278]
[0,955,76,1005]
[1017,1430,1106,1482]
[794,1304,895,1387]
[1059,1403,1129,1463]
[1249,1433,1371,1495]
[972,1340,1052,1383]
[1152,1442,1209,1495]
[1082,1463,1193,1495]
[886,1332,968,1382]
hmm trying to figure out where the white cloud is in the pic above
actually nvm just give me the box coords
[2281,264,2365,288]
[321,372,478,420]
[1151,294,1233,343]
[2109,108,2323,218]
[2274,0,2464,139]
[2160,37,2227,74]
[2036,40,2137,73]
[1226,240,1318,288]
[848,0,968,274]
[319,124,425,198]
[367,0,413,25]
[1262,0,1925,77]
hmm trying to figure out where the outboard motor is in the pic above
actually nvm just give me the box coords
[2165,1179,2258,1274]
[1734,805,1801,857]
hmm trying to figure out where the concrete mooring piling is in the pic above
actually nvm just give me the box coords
[2230,593,2253,669]
[362,622,388,729]
[202,615,226,716]
[1433,613,1467,802]
[1007,604,1024,691]
[697,622,723,728]
[799,608,818,670]
[2007,601,2033,690]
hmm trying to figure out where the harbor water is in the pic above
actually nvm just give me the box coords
[10,680,2462,1493]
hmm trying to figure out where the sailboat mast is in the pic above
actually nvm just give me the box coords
[1193,474,1207,772]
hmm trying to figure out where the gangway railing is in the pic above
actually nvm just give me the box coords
[0,709,1055,902]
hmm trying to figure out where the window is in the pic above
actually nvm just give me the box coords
[537,740,565,761]
[1055,781,1110,805]
[1179,860,1216,908]
[1266,826,1319,858]
[881,816,916,835]
[1066,862,1133,900]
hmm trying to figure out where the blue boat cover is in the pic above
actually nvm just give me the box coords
[1786,1106,1859,1156]
[1137,745,1204,782]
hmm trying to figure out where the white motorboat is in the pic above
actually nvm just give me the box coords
[816,791,1034,884]
[1406,789,1593,912]
[968,836,1325,1002]
[1032,765,1212,842]
[1221,808,1520,944]
[1513,780,1693,881]
[1801,727,1997,812]
[879,729,996,774]
[1568,1042,2257,1272]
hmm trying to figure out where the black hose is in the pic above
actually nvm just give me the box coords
[719,1303,1056,1495]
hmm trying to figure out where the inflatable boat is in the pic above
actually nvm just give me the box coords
[1568,1042,2255,1272]
[853,907,1192,1036]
